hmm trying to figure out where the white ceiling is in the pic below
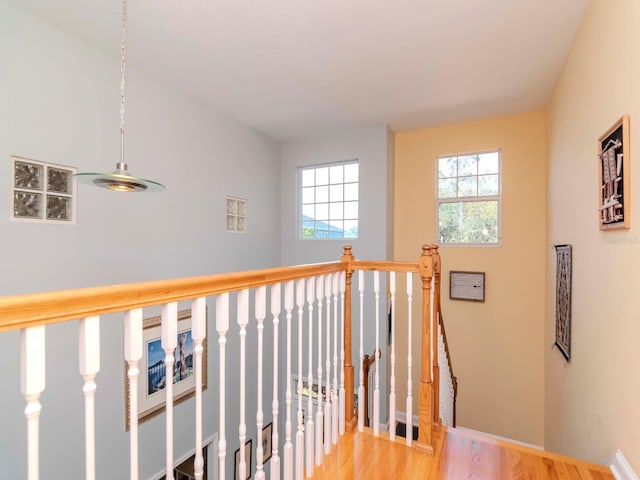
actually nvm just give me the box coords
[5,0,589,141]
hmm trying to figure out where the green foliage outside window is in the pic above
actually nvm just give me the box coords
[437,151,500,245]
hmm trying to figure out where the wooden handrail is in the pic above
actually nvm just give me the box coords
[2,243,449,456]
[432,248,441,430]
[0,261,347,333]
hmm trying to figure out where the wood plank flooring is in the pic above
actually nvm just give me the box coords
[309,427,613,479]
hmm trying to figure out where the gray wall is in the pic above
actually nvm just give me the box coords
[0,3,281,478]
[279,126,394,426]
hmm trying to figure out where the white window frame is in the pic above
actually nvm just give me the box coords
[436,149,502,246]
[298,159,359,240]
[10,156,77,224]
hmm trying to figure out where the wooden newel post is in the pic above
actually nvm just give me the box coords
[341,245,357,431]
[416,245,434,454]
[431,246,441,431]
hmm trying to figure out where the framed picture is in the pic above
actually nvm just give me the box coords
[554,245,572,361]
[598,115,630,230]
[125,308,208,430]
[449,271,485,302]
[262,423,273,463]
[234,439,252,480]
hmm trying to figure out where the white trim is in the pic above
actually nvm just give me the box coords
[394,411,419,426]
[605,450,639,480]
[452,426,543,451]
[148,432,217,480]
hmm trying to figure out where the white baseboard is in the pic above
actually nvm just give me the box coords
[148,432,217,480]
[452,426,543,451]
[394,411,419,426]
[605,450,638,480]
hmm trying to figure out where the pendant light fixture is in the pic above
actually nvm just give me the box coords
[74,0,165,192]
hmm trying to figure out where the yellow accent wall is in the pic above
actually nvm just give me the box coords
[394,110,546,445]
[546,0,640,469]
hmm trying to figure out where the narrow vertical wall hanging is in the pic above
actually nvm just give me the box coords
[554,244,572,361]
[598,115,630,229]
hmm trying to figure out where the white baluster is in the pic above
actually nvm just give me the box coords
[216,293,229,479]
[124,309,143,480]
[162,302,178,480]
[79,316,100,480]
[406,272,413,447]
[339,271,346,435]
[389,272,397,442]
[315,275,324,465]
[255,286,266,480]
[324,274,332,453]
[270,283,282,480]
[331,272,339,444]
[373,271,380,436]
[237,289,249,480]
[191,297,207,480]
[284,281,294,480]
[305,276,315,478]
[357,270,365,432]
[295,279,305,480]
[21,326,45,480]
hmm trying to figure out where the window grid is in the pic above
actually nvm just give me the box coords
[437,151,501,245]
[11,156,76,224]
[226,196,247,233]
[300,160,359,239]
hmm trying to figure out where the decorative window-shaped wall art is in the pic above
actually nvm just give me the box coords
[11,156,76,224]
[226,196,247,233]
[598,115,630,230]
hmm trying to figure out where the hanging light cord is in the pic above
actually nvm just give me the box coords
[119,0,127,170]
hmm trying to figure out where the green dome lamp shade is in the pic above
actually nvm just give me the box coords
[74,0,165,193]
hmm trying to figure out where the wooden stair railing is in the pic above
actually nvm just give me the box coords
[0,244,450,479]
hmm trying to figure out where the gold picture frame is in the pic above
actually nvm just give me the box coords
[125,308,208,430]
[598,115,630,230]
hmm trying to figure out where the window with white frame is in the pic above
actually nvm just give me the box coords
[437,150,500,244]
[300,160,359,239]
[11,156,76,224]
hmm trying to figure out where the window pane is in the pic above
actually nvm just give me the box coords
[458,156,477,176]
[299,160,358,240]
[301,169,315,187]
[302,204,314,219]
[14,191,42,218]
[46,195,71,221]
[438,178,457,198]
[438,200,498,243]
[478,152,499,174]
[344,220,358,238]
[302,187,314,204]
[329,202,343,220]
[47,167,72,194]
[478,174,499,196]
[316,203,328,220]
[15,161,42,190]
[458,176,477,197]
[344,183,358,201]
[344,201,358,219]
[344,163,359,183]
[329,220,344,237]
[329,165,344,184]
[315,185,329,203]
[316,167,329,185]
[438,157,457,179]
[329,184,343,202]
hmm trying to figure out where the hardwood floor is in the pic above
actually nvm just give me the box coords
[309,427,613,479]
